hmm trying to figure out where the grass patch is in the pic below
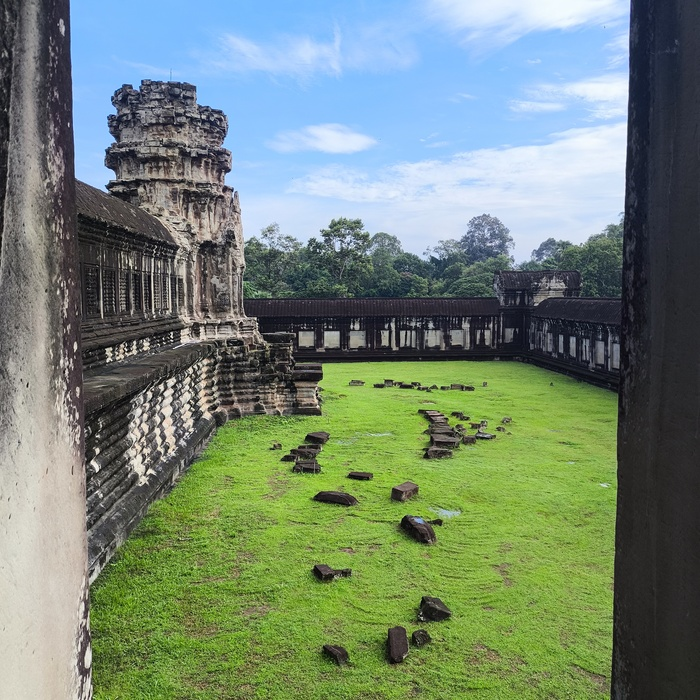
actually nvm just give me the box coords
[91,361,617,699]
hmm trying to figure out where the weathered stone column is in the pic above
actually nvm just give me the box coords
[613,1,700,697]
[0,1,92,697]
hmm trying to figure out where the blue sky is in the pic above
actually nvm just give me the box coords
[70,0,629,262]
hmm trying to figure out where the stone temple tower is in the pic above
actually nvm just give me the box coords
[105,80,253,337]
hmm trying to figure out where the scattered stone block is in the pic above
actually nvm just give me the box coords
[391,481,419,501]
[292,447,320,459]
[323,644,349,666]
[281,453,297,462]
[293,460,321,474]
[418,596,452,622]
[496,426,506,432]
[480,420,488,427]
[450,411,462,418]
[270,442,282,450]
[475,432,496,440]
[501,416,512,424]
[373,383,385,388]
[424,447,453,459]
[440,386,450,390]
[313,491,358,506]
[299,443,322,453]
[412,629,431,647]
[470,422,482,430]
[305,431,330,444]
[411,381,421,387]
[428,518,444,527]
[465,385,475,391]
[387,626,409,664]
[430,385,439,390]
[430,435,461,449]
[399,383,414,389]
[348,471,373,480]
[313,564,352,581]
[349,380,365,386]
[384,379,394,386]
[450,383,464,390]
[400,515,437,544]
[462,435,477,445]
[482,381,488,387]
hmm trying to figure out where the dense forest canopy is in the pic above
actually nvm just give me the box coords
[243,214,623,299]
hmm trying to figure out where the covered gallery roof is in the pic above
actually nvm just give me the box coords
[534,297,621,325]
[245,297,500,318]
[75,180,176,246]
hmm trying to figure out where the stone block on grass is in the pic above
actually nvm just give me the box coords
[313,564,352,582]
[417,596,452,622]
[424,447,453,459]
[323,644,349,666]
[412,629,431,647]
[348,471,373,480]
[313,491,358,506]
[391,481,419,502]
[305,431,330,444]
[400,515,437,544]
[293,461,321,474]
[387,626,409,664]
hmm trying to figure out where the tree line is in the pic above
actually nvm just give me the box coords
[243,214,623,299]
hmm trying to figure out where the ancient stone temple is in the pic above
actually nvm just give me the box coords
[76,81,321,579]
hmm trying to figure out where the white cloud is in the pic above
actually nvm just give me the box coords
[276,122,626,259]
[606,32,629,68]
[527,58,542,65]
[510,100,566,113]
[266,124,377,154]
[522,74,628,119]
[425,0,629,46]
[202,24,416,80]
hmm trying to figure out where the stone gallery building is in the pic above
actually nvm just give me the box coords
[247,270,621,389]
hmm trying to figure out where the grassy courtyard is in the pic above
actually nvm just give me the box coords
[91,361,618,699]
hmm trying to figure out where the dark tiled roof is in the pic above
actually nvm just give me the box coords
[245,297,500,318]
[496,270,581,290]
[75,180,176,245]
[534,297,621,325]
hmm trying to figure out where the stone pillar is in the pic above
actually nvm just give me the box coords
[0,1,92,697]
[105,81,248,329]
[613,1,700,696]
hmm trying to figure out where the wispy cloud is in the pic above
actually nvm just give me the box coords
[200,24,417,80]
[605,32,629,68]
[510,100,566,113]
[448,92,477,103]
[516,74,628,119]
[425,0,629,46]
[267,124,377,154]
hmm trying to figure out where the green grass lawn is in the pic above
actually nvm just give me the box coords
[91,361,618,700]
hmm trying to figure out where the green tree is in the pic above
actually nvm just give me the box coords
[559,236,622,297]
[445,254,513,297]
[530,238,573,266]
[243,222,301,297]
[460,214,514,264]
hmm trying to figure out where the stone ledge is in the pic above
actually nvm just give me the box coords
[84,342,217,413]
[87,413,216,581]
